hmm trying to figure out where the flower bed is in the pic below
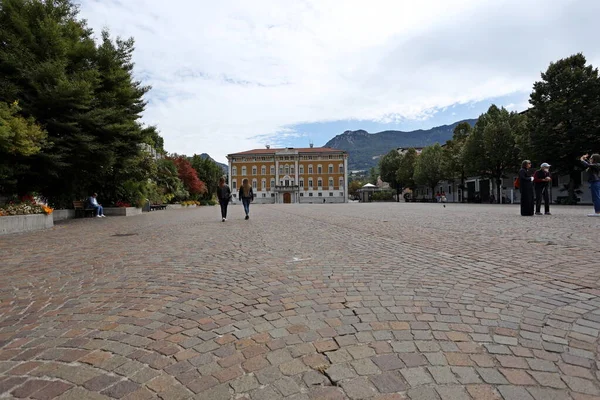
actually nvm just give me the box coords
[0,202,53,216]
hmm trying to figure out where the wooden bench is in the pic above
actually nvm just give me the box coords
[150,204,167,211]
[73,200,96,218]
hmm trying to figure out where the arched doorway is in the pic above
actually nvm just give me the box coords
[283,193,291,203]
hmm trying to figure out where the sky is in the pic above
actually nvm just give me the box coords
[78,0,600,164]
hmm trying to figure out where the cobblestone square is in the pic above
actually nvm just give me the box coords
[1,203,599,399]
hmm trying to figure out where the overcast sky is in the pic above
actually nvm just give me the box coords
[79,0,600,163]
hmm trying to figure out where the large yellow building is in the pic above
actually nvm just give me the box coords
[227,146,349,204]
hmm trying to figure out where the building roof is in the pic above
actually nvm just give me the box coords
[228,147,345,157]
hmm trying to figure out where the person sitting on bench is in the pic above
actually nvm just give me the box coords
[87,193,106,218]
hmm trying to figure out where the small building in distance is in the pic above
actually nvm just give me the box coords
[227,145,349,204]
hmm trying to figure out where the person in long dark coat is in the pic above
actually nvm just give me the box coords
[519,160,534,216]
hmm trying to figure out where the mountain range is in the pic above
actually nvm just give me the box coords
[199,153,228,173]
[325,119,477,171]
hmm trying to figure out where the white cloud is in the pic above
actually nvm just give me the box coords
[78,0,600,162]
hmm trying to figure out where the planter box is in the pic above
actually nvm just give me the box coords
[53,209,76,222]
[103,207,143,217]
[166,204,182,209]
[0,214,53,235]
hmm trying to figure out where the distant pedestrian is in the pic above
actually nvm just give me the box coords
[239,178,254,220]
[579,154,600,216]
[216,177,231,222]
[87,193,106,218]
[435,192,441,203]
[518,160,534,216]
[534,163,552,215]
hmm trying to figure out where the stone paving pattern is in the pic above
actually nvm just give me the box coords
[1,203,600,399]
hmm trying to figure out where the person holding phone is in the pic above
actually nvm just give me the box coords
[534,163,552,215]
[579,154,600,216]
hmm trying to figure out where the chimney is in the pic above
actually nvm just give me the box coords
[309,142,314,148]
[266,144,270,149]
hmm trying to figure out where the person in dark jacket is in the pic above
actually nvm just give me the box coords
[519,160,534,216]
[533,162,552,215]
[239,178,254,220]
[579,154,600,216]
[216,177,231,222]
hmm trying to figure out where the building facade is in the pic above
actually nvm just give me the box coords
[227,146,349,204]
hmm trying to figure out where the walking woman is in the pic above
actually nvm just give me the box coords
[239,178,254,220]
[579,154,600,216]
[216,177,231,222]
[519,160,535,216]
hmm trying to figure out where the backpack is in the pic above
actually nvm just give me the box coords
[514,177,520,189]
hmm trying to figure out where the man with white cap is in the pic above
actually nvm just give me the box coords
[533,163,552,215]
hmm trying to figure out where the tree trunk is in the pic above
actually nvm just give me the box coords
[396,184,400,202]
[460,171,466,203]
[568,170,579,202]
[496,177,502,205]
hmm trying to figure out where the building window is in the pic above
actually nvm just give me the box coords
[241,167,247,175]
[300,193,304,197]
[270,166,275,175]
[329,178,334,187]
[329,192,333,196]
[290,166,295,174]
[339,177,344,188]
[270,179,275,188]
[262,193,266,197]
[261,166,266,175]
[339,192,344,196]
[448,185,452,194]
[285,165,290,175]
[262,179,266,190]
[328,164,333,174]
[318,179,323,187]
[308,165,313,174]
[300,180,304,187]
[252,166,257,175]
[317,165,322,174]
[309,193,313,197]
[252,179,257,189]
[339,164,344,173]
[318,192,322,197]
[271,193,275,197]
[232,167,237,176]
[308,179,313,187]
[299,165,304,174]
[232,180,237,190]
[279,166,283,174]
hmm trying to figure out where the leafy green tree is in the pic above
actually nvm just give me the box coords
[414,144,445,200]
[527,53,600,201]
[369,167,379,185]
[155,158,187,202]
[190,154,223,199]
[396,148,418,192]
[443,122,471,202]
[379,150,403,202]
[348,180,363,199]
[463,105,522,203]
[0,101,47,190]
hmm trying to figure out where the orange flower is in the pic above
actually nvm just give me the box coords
[42,205,53,215]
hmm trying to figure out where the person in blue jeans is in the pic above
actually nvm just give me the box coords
[87,193,106,217]
[239,179,254,220]
[579,154,600,217]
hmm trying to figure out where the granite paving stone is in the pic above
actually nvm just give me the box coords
[0,203,598,399]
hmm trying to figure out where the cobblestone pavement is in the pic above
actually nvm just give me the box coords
[1,203,600,400]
